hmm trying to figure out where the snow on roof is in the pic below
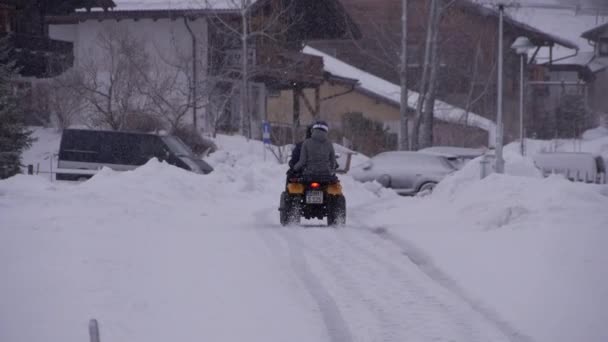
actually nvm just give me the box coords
[303,46,497,138]
[463,1,577,48]
[468,0,608,60]
[553,51,595,66]
[553,51,608,73]
[506,5,608,60]
[107,0,256,11]
[582,22,608,41]
[588,56,608,73]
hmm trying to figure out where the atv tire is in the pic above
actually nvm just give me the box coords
[280,193,301,226]
[327,195,346,227]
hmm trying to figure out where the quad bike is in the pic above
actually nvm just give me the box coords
[279,174,346,227]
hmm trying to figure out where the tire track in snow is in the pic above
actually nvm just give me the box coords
[255,207,509,341]
[253,209,354,342]
[348,205,534,342]
[287,226,510,342]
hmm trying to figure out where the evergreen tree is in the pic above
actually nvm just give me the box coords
[555,94,590,139]
[0,38,34,179]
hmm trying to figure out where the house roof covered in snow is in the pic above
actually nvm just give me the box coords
[499,3,608,60]
[582,22,608,41]
[459,0,578,51]
[551,51,608,74]
[303,46,496,135]
[553,51,596,66]
[103,0,258,11]
[588,56,608,73]
[51,0,361,40]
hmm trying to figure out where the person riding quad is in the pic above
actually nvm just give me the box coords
[293,121,337,176]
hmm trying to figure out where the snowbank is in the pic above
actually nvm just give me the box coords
[582,126,608,141]
[20,127,62,174]
[507,135,608,162]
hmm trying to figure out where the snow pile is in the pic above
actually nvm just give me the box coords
[582,126,608,141]
[15,127,394,214]
[20,127,62,174]
[434,150,542,199]
[507,134,608,163]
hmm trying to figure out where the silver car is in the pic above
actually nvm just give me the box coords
[349,151,457,195]
[418,146,485,169]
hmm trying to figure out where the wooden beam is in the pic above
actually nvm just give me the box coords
[314,86,320,120]
[293,86,301,144]
[300,89,316,118]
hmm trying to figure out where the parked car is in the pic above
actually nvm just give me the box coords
[418,146,485,169]
[532,152,606,184]
[349,151,457,195]
[56,129,213,181]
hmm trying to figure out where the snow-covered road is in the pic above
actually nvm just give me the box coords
[255,206,520,342]
[3,130,608,342]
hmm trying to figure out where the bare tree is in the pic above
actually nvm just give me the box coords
[418,0,444,149]
[44,71,86,130]
[411,0,440,150]
[201,0,301,138]
[73,27,151,130]
[460,39,498,126]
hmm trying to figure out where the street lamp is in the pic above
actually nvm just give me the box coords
[511,36,535,156]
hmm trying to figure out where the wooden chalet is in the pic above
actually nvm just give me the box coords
[0,0,89,77]
[45,0,361,135]
[309,0,579,142]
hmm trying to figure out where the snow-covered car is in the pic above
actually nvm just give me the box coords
[532,152,606,184]
[349,151,457,195]
[56,129,213,181]
[418,146,485,169]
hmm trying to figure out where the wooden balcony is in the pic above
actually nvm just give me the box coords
[1,32,73,77]
[214,43,325,90]
[253,45,324,89]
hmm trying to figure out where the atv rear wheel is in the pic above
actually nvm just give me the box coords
[327,195,346,227]
[280,193,301,226]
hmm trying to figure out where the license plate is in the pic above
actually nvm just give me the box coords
[306,191,324,204]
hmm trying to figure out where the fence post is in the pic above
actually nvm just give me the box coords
[89,319,100,342]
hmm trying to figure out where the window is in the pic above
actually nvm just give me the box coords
[599,38,608,57]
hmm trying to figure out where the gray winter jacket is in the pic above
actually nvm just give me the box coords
[293,129,337,175]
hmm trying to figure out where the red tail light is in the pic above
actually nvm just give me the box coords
[310,182,320,189]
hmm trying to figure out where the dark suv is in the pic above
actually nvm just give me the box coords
[56,129,213,181]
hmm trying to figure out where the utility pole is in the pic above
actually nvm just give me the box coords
[495,3,505,173]
[399,0,409,150]
[240,0,250,138]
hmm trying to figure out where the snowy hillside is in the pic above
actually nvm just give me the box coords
[1,128,607,342]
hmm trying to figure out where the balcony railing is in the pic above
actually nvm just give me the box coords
[216,43,324,89]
